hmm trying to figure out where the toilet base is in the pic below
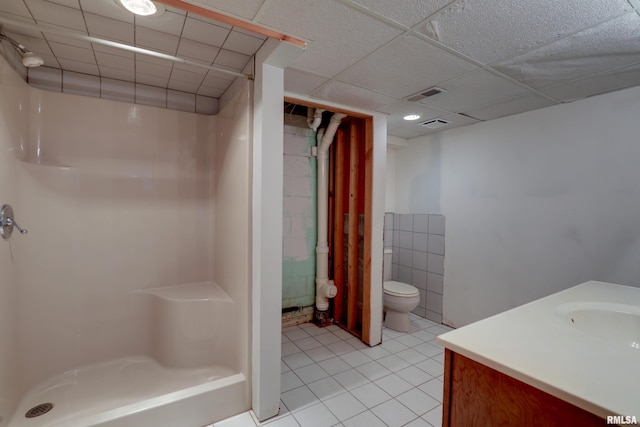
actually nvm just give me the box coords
[384,309,411,332]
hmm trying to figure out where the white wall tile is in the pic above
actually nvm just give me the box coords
[399,214,413,231]
[412,251,428,271]
[427,253,444,275]
[427,214,445,235]
[411,268,427,290]
[399,231,413,249]
[426,292,443,314]
[427,234,445,255]
[426,273,443,295]
[398,265,412,283]
[412,233,428,252]
[413,214,428,233]
[398,248,412,267]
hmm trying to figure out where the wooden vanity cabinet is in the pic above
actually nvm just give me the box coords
[442,349,607,427]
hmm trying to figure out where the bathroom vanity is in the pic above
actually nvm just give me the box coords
[438,281,640,426]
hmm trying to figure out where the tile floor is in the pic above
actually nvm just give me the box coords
[214,313,453,427]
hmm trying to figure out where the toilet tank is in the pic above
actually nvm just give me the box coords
[383,248,393,282]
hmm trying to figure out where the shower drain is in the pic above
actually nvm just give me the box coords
[25,403,53,418]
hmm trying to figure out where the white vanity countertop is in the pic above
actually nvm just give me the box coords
[437,280,640,418]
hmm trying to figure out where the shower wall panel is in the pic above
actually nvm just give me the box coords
[0,52,30,426]
[8,74,216,395]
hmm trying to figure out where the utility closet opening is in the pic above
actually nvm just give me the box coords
[283,99,375,344]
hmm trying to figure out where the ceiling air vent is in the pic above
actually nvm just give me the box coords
[420,119,450,129]
[406,87,446,102]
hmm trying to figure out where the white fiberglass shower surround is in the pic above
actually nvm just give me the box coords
[0,54,252,426]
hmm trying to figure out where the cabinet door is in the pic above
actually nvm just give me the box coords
[442,349,605,427]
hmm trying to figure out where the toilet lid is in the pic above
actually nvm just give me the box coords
[383,281,419,297]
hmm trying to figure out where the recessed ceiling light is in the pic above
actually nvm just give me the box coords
[117,0,164,16]
[403,114,421,121]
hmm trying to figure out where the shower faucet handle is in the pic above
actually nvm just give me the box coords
[0,204,28,239]
[5,217,28,235]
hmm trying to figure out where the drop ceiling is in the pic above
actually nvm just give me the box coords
[1,0,639,139]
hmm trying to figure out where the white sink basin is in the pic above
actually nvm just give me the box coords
[555,301,640,350]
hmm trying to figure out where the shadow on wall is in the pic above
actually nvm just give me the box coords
[408,137,442,214]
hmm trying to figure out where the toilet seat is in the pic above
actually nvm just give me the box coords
[383,281,419,297]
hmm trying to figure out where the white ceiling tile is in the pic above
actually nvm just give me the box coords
[84,13,134,44]
[36,54,59,68]
[201,72,234,89]
[182,17,230,47]
[0,1,32,19]
[79,0,133,23]
[177,38,220,63]
[338,35,477,98]
[135,27,180,55]
[5,32,53,56]
[49,42,95,64]
[57,58,99,74]
[284,68,329,94]
[93,44,134,59]
[48,0,79,8]
[95,51,134,71]
[135,11,186,36]
[24,0,86,31]
[99,65,135,81]
[170,67,207,85]
[43,33,92,49]
[540,62,640,102]
[189,0,266,20]
[135,73,169,88]
[258,0,402,76]
[463,93,557,121]
[387,125,428,139]
[214,49,250,71]
[418,70,528,111]
[135,60,172,78]
[346,0,451,27]
[494,13,640,90]
[415,0,633,65]
[233,26,267,40]
[134,54,173,68]
[377,100,447,129]
[222,31,265,56]
[2,25,41,41]
[311,80,397,110]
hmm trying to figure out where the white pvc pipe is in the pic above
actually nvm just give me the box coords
[306,108,324,131]
[315,113,347,311]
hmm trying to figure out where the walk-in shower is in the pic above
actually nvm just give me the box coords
[0,52,251,426]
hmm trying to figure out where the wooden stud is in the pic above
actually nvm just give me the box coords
[361,117,374,344]
[332,129,346,324]
[347,122,359,331]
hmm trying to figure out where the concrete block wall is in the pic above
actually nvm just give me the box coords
[282,123,317,310]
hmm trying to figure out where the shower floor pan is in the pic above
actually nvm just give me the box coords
[7,356,246,427]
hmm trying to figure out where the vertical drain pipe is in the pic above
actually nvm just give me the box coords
[315,112,347,322]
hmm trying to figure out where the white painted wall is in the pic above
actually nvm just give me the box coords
[393,135,442,214]
[394,85,640,327]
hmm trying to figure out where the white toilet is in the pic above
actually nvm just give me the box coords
[383,249,420,332]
